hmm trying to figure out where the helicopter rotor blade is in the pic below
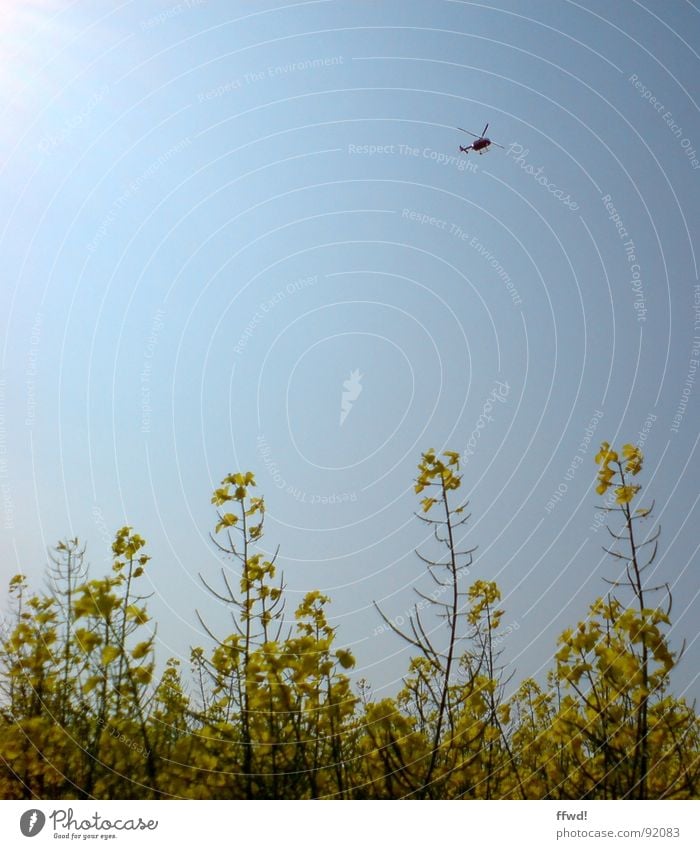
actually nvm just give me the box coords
[490,141,504,149]
[457,127,479,138]
[482,122,489,136]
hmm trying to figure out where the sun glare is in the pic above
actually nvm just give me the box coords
[0,0,75,138]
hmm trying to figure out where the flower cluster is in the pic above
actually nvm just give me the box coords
[413,449,461,513]
[594,442,643,504]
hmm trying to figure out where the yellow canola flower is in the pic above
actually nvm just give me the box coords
[594,441,619,465]
[621,443,644,462]
[615,485,639,505]
[622,445,643,475]
[101,646,120,666]
[131,640,151,660]
[443,450,461,467]
[211,487,230,506]
[335,649,355,669]
[596,464,616,495]
[594,441,610,463]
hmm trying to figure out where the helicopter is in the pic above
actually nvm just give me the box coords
[457,123,504,154]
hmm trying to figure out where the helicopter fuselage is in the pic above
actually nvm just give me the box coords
[460,137,491,154]
[458,124,502,155]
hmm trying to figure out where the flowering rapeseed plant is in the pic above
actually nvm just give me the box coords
[594,441,643,504]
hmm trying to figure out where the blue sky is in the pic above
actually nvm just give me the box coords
[1,0,699,701]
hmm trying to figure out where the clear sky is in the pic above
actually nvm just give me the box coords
[1,0,698,702]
